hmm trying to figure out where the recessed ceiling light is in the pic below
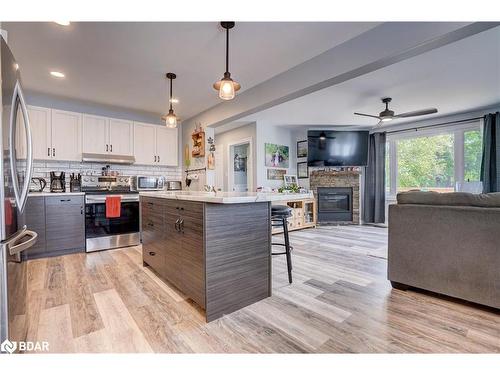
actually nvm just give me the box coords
[169,98,179,104]
[50,71,65,78]
[54,21,70,26]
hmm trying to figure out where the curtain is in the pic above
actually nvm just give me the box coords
[363,132,386,223]
[480,112,500,193]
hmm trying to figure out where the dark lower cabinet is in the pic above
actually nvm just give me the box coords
[141,196,272,322]
[21,195,85,260]
[19,197,46,260]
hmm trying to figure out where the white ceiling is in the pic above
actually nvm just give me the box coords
[3,22,379,119]
[241,26,500,128]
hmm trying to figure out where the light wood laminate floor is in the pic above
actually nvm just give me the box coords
[26,225,500,353]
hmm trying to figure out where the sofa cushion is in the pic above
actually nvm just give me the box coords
[396,190,500,208]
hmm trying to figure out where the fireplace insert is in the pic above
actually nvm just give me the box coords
[317,187,353,222]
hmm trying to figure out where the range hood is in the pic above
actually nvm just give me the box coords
[82,152,135,165]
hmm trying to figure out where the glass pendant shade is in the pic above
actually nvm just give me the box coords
[165,109,177,128]
[218,78,235,100]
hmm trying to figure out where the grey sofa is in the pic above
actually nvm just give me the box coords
[388,190,500,310]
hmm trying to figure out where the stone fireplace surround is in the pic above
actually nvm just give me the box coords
[309,169,361,224]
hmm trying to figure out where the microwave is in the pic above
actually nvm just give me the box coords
[132,176,165,191]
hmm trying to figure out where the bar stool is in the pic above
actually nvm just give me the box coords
[271,205,293,283]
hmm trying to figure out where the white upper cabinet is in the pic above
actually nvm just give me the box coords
[133,122,178,166]
[109,118,133,156]
[133,122,157,165]
[17,105,177,166]
[28,106,52,160]
[51,109,82,161]
[82,114,108,154]
[16,106,51,160]
[156,126,178,166]
[83,115,134,156]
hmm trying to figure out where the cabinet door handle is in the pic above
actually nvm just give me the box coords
[106,144,109,152]
[47,147,50,157]
[60,199,71,202]
[157,155,160,163]
[52,148,55,157]
[179,218,184,233]
[154,155,156,162]
[110,144,112,152]
[149,251,156,256]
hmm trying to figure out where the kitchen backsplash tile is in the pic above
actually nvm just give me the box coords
[30,160,182,191]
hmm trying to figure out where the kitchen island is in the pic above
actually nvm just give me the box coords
[139,191,313,321]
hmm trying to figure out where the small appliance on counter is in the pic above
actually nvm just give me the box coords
[131,175,165,191]
[50,171,66,192]
[29,177,47,192]
[70,173,82,192]
[166,180,182,191]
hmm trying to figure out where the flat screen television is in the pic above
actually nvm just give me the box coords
[307,130,369,167]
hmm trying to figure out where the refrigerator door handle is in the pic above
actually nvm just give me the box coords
[9,81,33,214]
[7,229,38,257]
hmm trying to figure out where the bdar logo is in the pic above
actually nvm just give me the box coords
[1,339,17,354]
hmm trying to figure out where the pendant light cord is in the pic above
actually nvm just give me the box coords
[225,26,229,74]
[169,77,173,111]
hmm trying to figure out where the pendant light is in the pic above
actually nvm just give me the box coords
[164,72,178,128]
[213,21,241,100]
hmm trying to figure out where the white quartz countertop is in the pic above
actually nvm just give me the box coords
[28,191,85,197]
[139,191,314,204]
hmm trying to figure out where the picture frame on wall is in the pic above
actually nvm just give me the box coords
[267,168,287,180]
[265,143,289,168]
[297,162,308,179]
[297,140,308,158]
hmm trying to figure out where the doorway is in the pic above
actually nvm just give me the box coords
[228,139,253,192]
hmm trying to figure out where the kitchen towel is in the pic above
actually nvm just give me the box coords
[105,196,121,218]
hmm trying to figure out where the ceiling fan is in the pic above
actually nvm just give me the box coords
[354,97,437,125]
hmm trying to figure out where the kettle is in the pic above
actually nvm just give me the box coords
[30,177,47,192]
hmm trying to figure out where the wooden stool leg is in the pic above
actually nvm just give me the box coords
[282,217,293,284]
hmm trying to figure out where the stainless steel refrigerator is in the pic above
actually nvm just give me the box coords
[0,35,37,348]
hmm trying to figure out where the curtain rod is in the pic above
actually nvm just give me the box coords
[383,116,483,135]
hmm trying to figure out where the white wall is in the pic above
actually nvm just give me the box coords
[213,123,256,191]
[256,122,296,189]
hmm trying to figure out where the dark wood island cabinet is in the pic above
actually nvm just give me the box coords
[140,195,271,321]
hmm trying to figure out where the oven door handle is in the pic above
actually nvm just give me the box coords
[85,196,139,204]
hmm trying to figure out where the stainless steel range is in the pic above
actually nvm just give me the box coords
[82,176,140,252]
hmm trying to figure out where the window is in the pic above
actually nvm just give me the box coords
[386,121,482,197]
[464,129,483,182]
[385,142,390,193]
[396,133,454,193]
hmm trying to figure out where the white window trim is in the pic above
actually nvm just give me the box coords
[386,120,482,200]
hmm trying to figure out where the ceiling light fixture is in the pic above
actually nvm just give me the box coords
[50,71,65,78]
[164,72,178,128]
[213,21,240,101]
[54,21,70,26]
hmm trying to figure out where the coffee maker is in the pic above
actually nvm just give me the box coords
[50,171,66,192]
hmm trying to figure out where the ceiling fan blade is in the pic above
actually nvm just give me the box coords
[394,108,438,118]
[354,112,381,120]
